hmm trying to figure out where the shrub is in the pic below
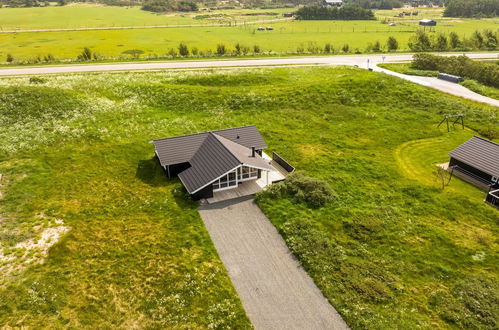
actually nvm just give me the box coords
[142,0,197,13]
[178,43,189,57]
[216,44,226,56]
[342,44,350,53]
[29,77,48,84]
[6,54,14,63]
[77,47,93,61]
[408,30,431,51]
[257,171,335,208]
[386,36,398,51]
[412,53,499,88]
[449,32,461,49]
[324,43,333,53]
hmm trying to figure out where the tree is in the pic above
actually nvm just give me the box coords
[253,45,261,54]
[6,54,14,63]
[434,166,450,190]
[234,43,242,55]
[471,30,484,49]
[408,30,431,51]
[191,47,199,56]
[216,44,226,56]
[178,43,189,56]
[434,34,448,51]
[483,30,498,50]
[372,40,382,52]
[78,47,92,61]
[449,32,461,49]
[324,43,333,53]
[57,0,66,5]
[387,36,399,51]
[342,44,350,53]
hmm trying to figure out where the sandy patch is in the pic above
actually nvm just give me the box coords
[0,219,69,278]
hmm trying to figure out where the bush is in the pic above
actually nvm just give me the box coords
[253,45,261,54]
[178,43,189,57]
[29,77,47,84]
[342,44,350,53]
[257,171,335,208]
[216,44,226,56]
[77,47,93,61]
[386,36,398,51]
[412,53,499,88]
[6,54,14,63]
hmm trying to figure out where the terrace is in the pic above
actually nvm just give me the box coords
[205,152,293,204]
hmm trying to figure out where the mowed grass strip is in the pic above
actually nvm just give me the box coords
[0,66,497,328]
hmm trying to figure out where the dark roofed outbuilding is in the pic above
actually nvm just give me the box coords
[448,136,499,190]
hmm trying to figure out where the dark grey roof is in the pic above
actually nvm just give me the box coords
[178,133,241,193]
[153,126,271,193]
[214,134,273,171]
[152,125,267,166]
[449,136,499,178]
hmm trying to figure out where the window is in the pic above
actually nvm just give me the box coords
[238,166,258,181]
[213,169,238,191]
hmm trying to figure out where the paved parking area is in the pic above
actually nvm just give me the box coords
[198,197,348,330]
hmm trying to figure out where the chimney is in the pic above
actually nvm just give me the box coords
[251,146,256,157]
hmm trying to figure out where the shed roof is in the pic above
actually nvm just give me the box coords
[449,136,499,178]
[152,125,267,166]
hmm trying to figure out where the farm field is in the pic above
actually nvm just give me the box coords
[0,66,497,328]
[0,5,498,61]
[0,5,290,30]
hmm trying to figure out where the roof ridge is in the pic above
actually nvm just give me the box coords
[151,125,256,143]
[473,135,499,147]
[211,133,244,165]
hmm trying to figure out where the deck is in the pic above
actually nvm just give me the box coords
[205,152,288,204]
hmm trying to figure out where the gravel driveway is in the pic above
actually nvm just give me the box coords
[198,196,348,330]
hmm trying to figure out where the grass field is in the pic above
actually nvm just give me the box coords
[0,5,498,62]
[0,66,497,328]
[0,5,290,30]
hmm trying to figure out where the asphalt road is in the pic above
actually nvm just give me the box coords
[0,52,497,106]
[198,196,348,330]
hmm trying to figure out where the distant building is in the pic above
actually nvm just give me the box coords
[323,0,343,7]
[419,19,436,26]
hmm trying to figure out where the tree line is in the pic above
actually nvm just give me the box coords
[295,5,375,20]
[443,0,499,18]
[413,53,499,88]
[408,29,498,51]
[141,0,197,13]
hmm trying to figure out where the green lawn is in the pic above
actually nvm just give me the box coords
[0,66,497,328]
[0,5,497,62]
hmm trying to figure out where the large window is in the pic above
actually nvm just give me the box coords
[238,166,258,181]
[213,169,238,191]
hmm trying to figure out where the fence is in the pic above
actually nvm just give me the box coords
[272,152,295,173]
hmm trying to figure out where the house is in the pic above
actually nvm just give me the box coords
[152,126,292,201]
[448,136,499,191]
[324,0,343,7]
[419,19,436,26]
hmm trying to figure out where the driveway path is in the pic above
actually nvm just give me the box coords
[373,65,499,107]
[198,196,348,330]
